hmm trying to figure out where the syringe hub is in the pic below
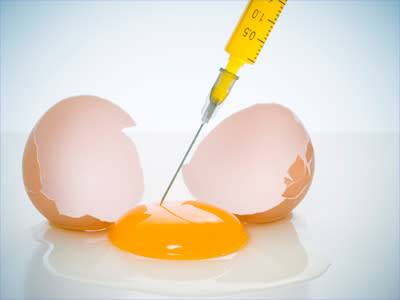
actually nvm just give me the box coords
[201,68,239,123]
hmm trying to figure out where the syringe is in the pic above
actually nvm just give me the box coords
[161,0,287,204]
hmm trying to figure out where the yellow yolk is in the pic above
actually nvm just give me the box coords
[108,201,248,260]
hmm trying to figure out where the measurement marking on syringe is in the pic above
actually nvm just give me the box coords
[224,0,286,67]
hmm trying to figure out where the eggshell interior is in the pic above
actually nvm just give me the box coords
[23,95,144,230]
[182,103,314,223]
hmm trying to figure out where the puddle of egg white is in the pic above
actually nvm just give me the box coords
[31,216,330,297]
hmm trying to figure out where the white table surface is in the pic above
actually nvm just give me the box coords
[1,131,398,299]
[1,0,399,298]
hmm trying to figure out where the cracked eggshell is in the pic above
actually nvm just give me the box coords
[23,95,144,231]
[182,104,314,223]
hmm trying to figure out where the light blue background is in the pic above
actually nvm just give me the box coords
[1,0,399,133]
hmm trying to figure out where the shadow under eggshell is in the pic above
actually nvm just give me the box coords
[182,104,315,223]
[22,95,144,230]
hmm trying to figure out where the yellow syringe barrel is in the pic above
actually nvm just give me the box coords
[207,0,286,113]
[226,0,287,71]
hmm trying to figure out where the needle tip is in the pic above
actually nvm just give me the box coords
[159,123,205,204]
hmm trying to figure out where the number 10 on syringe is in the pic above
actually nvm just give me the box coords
[226,0,287,72]
[203,0,287,116]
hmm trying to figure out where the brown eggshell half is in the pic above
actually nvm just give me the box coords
[182,104,314,223]
[22,95,144,231]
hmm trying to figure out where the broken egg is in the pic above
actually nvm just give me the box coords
[29,215,330,297]
[183,104,314,223]
[23,95,144,231]
[109,201,248,260]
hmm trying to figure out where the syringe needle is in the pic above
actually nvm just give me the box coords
[160,123,205,205]
[160,0,286,205]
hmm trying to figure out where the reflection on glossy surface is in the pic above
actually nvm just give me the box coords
[109,201,248,260]
[31,215,329,297]
[24,244,310,299]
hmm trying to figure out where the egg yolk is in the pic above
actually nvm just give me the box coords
[108,201,248,260]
